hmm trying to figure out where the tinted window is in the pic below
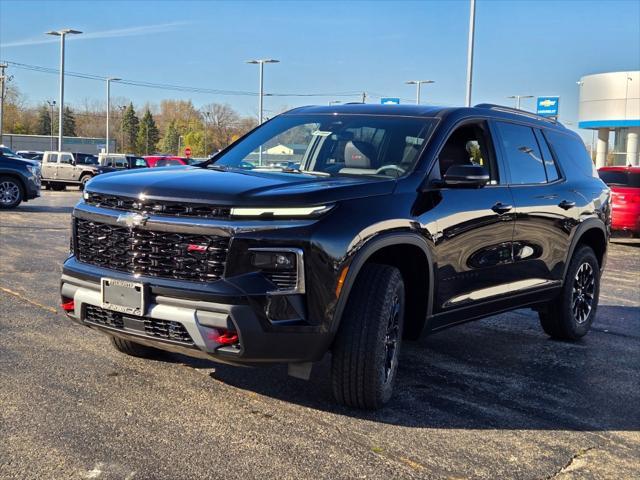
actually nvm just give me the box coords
[535,129,560,182]
[544,130,594,178]
[495,122,546,184]
[598,170,640,187]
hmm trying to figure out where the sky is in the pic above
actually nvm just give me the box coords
[1,0,639,142]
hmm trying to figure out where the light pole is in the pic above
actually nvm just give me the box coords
[507,95,534,110]
[465,0,476,107]
[105,77,120,153]
[46,100,56,150]
[202,110,212,157]
[246,59,279,125]
[0,63,7,144]
[46,29,82,151]
[405,80,435,104]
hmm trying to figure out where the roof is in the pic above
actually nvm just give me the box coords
[283,103,570,131]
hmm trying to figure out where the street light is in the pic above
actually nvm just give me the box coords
[507,95,534,110]
[46,28,82,151]
[405,80,435,104]
[105,77,120,153]
[46,100,56,150]
[246,59,279,125]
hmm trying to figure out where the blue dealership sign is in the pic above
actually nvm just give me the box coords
[381,98,400,105]
[536,96,559,117]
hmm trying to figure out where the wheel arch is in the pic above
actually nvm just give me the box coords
[0,172,26,194]
[332,232,435,340]
[564,220,608,278]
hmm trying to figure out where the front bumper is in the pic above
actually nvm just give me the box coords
[61,260,333,365]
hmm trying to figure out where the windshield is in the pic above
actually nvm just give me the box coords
[210,114,436,178]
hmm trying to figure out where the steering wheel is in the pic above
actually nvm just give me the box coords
[375,165,406,177]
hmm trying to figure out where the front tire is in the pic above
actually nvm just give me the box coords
[110,336,164,359]
[539,245,600,340]
[331,264,405,409]
[0,176,24,209]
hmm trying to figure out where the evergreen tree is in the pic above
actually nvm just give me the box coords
[136,109,160,154]
[121,102,139,152]
[62,106,76,137]
[36,105,52,136]
[160,121,180,154]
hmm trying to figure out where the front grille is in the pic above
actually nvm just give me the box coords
[85,192,231,219]
[84,304,194,345]
[75,218,229,282]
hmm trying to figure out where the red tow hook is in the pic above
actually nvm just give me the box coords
[208,329,239,345]
[60,300,75,312]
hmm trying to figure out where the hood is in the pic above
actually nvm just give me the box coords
[86,166,395,206]
[0,154,40,168]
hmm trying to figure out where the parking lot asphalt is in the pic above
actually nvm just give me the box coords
[1,190,639,480]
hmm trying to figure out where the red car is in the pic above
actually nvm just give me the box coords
[143,155,188,168]
[598,166,640,237]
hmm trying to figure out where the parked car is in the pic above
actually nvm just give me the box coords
[16,150,45,161]
[98,153,149,170]
[61,104,609,408]
[598,166,640,237]
[0,149,41,208]
[41,151,110,190]
[144,155,188,168]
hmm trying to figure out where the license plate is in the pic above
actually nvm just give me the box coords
[101,278,146,316]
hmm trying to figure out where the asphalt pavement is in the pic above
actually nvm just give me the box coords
[1,190,639,479]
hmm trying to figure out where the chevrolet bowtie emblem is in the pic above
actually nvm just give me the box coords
[539,99,556,107]
[116,212,149,229]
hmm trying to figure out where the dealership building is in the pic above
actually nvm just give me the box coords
[578,71,640,167]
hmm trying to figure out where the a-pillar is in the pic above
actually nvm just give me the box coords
[595,128,609,168]
[626,127,639,166]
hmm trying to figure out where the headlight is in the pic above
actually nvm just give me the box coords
[26,165,40,176]
[230,205,333,218]
[82,190,90,200]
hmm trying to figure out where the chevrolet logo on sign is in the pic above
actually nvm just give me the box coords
[539,99,556,107]
[536,96,560,117]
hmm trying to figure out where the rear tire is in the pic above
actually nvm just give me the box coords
[0,176,24,209]
[110,336,164,359]
[50,183,66,191]
[331,264,405,409]
[539,245,600,340]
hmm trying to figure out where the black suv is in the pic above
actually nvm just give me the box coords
[61,104,610,408]
[0,150,41,208]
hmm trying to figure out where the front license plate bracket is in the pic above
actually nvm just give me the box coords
[101,278,146,316]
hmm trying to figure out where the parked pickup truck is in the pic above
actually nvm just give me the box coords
[98,153,149,170]
[41,151,109,190]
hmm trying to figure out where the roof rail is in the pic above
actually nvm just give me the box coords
[474,103,560,125]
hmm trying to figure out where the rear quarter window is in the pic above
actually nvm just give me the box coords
[544,130,594,178]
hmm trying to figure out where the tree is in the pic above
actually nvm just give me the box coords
[160,120,179,154]
[36,105,52,136]
[136,109,160,154]
[121,102,139,152]
[63,106,76,136]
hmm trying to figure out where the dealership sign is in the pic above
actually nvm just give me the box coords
[536,96,560,117]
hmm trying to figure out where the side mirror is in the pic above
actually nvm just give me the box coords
[443,164,490,188]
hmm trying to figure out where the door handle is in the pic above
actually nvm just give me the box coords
[558,200,576,210]
[491,202,513,215]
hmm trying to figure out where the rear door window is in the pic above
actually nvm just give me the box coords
[534,129,560,182]
[495,122,546,184]
[59,153,74,164]
[46,153,59,163]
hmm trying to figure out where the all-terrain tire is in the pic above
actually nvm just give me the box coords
[539,245,600,340]
[331,264,405,409]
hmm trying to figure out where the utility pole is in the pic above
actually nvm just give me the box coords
[361,92,367,103]
[465,0,476,107]
[0,63,7,145]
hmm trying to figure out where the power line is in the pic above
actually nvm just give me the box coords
[3,60,362,98]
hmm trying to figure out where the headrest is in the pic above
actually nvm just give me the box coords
[344,140,375,168]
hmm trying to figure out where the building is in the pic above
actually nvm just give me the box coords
[0,133,115,154]
[265,144,307,156]
[578,71,640,167]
